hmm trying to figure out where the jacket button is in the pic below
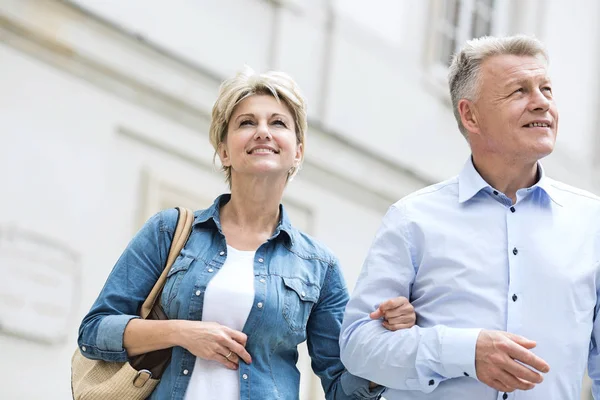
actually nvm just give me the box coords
[81,346,87,352]
[242,374,248,380]
[208,268,214,273]
[183,369,189,375]
[257,302,263,309]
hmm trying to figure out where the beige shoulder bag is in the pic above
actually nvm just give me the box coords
[71,207,194,400]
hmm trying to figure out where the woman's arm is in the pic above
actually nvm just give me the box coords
[123,319,252,369]
[77,209,251,368]
[77,210,173,363]
[306,260,385,400]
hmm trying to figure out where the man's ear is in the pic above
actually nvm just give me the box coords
[458,99,480,136]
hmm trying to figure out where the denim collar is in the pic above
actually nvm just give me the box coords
[192,194,295,245]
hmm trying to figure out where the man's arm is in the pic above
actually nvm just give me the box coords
[587,267,600,399]
[339,204,479,393]
[339,204,548,393]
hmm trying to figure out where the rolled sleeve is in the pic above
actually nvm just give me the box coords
[440,327,481,379]
[97,314,140,352]
[340,371,386,399]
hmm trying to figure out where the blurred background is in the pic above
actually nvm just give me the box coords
[1,0,599,399]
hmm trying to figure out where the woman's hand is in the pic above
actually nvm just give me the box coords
[369,296,416,331]
[177,320,252,370]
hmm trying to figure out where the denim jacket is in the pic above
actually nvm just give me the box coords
[78,194,384,400]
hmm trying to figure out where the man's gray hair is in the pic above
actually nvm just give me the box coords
[448,35,549,139]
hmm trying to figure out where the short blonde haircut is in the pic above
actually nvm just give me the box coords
[448,35,549,139]
[209,66,307,186]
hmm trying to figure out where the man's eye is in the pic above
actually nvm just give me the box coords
[513,88,524,94]
[542,86,552,93]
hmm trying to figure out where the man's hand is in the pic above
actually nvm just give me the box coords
[370,296,416,331]
[475,330,550,393]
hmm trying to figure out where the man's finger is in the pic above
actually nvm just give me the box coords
[496,369,535,391]
[506,343,550,374]
[506,332,537,349]
[504,358,544,384]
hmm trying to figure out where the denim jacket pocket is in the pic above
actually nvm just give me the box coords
[282,276,320,332]
[161,256,194,310]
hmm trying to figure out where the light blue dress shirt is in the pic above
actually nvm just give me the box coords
[340,158,600,400]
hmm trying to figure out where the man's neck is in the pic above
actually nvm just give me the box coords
[471,153,539,204]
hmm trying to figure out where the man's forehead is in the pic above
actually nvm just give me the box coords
[483,54,549,83]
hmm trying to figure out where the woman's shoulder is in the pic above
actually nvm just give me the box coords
[287,228,338,267]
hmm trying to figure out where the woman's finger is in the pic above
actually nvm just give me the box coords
[382,321,414,331]
[385,314,415,325]
[226,338,252,364]
[217,353,239,370]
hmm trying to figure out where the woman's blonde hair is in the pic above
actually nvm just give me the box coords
[209,66,307,186]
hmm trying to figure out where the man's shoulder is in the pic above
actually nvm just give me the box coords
[545,177,600,207]
[393,176,459,209]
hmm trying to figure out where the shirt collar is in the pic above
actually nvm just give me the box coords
[193,193,295,244]
[458,157,492,203]
[458,157,562,206]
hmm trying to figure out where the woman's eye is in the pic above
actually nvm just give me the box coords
[273,120,287,127]
[240,120,254,126]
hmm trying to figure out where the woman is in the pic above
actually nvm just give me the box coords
[77,67,416,399]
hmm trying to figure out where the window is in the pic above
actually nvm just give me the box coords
[429,0,499,82]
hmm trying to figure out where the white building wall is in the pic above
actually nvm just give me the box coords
[0,0,598,399]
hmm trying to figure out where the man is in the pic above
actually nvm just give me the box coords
[339,35,600,400]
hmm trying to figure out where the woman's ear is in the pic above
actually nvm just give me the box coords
[294,143,303,165]
[218,142,231,167]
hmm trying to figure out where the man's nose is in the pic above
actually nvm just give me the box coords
[529,89,551,112]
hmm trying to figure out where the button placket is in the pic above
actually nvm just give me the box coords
[505,201,522,335]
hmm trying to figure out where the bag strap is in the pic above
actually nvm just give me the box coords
[139,207,194,319]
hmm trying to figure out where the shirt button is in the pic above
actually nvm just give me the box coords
[493,190,499,195]
[259,278,266,283]
[301,291,306,298]
[219,251,225,256]
[258,258,264,263]
[257,302,263,309]
[428,379,434,386]
[208,268,214,273]
[463,372,469,377]
[242,374,248,380]
[512,247,518,255]
[195,290,201,296]
[512,294,518,302]
[503,393,508,400]
[510,206,516,213]
[81,346,87,352]
[183,369,189,375]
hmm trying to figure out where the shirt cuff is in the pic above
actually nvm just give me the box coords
[440,327,481,379]
[340,371,386,399]
[96,314,140,352]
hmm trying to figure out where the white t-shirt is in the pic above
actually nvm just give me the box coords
[183,245,256,400]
